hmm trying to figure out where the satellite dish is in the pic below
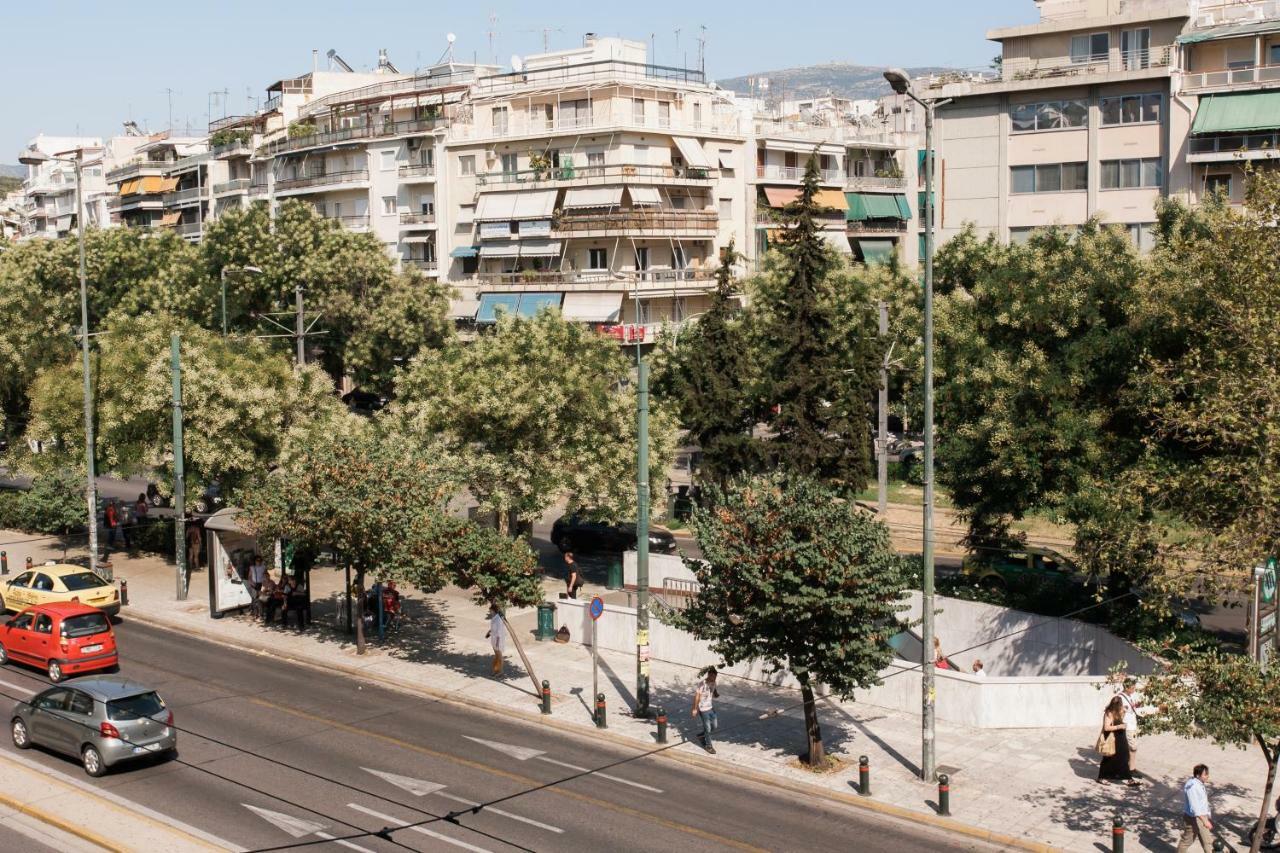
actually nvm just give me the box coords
[511,54,524,73]
[446,32,456,44]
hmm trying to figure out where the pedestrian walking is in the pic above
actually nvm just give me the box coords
[104,499,129,553]
[564,551,582,600]
[1097,696,1138,786]
[486,604,506,676]
[690,666,719,754]
[1119,678,1142,775]
[133,493,149,525]
[1176,764,1214,852]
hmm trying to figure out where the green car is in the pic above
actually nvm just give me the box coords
[961,545,1079,591]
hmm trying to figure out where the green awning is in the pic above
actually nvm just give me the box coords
[846,192,908,221]
[858,239,896,265]
[1178,20,1280,45]
[450,246,479,258]
[1191,91,1280,135]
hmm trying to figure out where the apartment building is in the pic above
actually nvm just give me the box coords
[18,135,116,240]
[104,134,209,235]
[926,0,1280,249]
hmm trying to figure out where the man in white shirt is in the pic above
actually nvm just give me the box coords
[486,604,506,676]
[1119,678,1141,774]
[1177,764,1213,852]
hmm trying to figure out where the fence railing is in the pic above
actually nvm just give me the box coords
[212,178,251,195]
[476,162,715,189]
[846,174,907,190]
[275,170,369,191]
[757,165,845,183]
[268,117,446,155]
[399,212,436,224]
[554,209,718,233]
[398,163,436,178]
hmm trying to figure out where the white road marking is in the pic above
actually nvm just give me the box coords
[534,756,664,793]
[242,803,326,837]
[315,830,377,853]
[435,791,564,834]
[0,678,34,695]
[361,767,447,797]
[347,803,493,853]
[462,735,545,761]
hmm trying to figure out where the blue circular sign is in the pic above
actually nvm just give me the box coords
[589,596,605,620]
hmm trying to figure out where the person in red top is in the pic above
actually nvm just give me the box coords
[103,499,129,557]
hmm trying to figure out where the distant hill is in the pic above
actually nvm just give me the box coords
[0,165,24,179]
[716,62,961,102]
[0,176,21,196]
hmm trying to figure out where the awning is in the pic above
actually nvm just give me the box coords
[519,239,562,257]
[203,507,248,534]
[512,189,557,219]
[563,186,622,209]
[813,189,848,211]
[140,176,176,193]
[449,296,480,319]
[159,211,182,226]
[858,239,896,265]
[627,186,662,206]
[717,150,735,170]
[846,192,908,221]
[762,187,801,208]
[118,178,141,196]
[1178,20,1280,44]
[516,292,562,316]
[401,234,434,244]
[1191,91,1280,135]
[762,139,843,157]
[479,241,521,258]
[671,137,711,169]
[476,293,521,322]
[449,245,479,258]
[561,292,623,322]
[822,230,852,255]
[56,215,73,231]
[475,193,520,222]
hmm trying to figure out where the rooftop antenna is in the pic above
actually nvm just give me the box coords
[519,26,563,53]
[442,32,456,66]
[163,88,179,130]
[698,25,707,75]
[674,27,681,67]
[486,11,499,65]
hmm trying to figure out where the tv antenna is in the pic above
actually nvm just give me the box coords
[697,25,707,75]
[520,26,563,53]
[486,12,499,65]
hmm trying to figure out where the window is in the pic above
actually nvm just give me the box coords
[1011,162,1088,193]
[67,691,94,716]
[9,613,33,630]
[1125,223,1157,253]
[61,613,109,638]
[107,692,166,722]
[501,153,518,177]
[492,106,509,135]
[586,151,605,176]
[561,99,591,128]
[1205,173,1232,196]
[588,248,607,270]
[1009,226,1036,245]
[1101,93,1162,125]
[634,247,649,270]
[633,98,646,124]
[379,150,395,171]
[673,245,688,269]
[1101,158,1162,189]
[419,197,434,215]
[719,197,733,218]
[658,101,671,126]
[1012,100,1088,132]
[459,155,475,176]
[382,196,396,215]
[1271,44,1280,66]
[33,614,53,634]
[33,574,54,592]
[10,572,32,588]
[693,103,703,127]
[33,690,68,712]
[1122,28,1151,70]
[59,572,106,591]
[1071,32,1109,64]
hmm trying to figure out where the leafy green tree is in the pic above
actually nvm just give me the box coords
[669,475,910,765]
[13,471,85,536]
[342,270,454,397]
[1128,650,1280,853]
[750,156,880,493]
[392,310,677,529]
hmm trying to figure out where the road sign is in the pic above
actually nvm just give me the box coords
[589,596,605,621]
[1266,558,1279,604]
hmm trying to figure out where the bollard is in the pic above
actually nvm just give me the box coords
[1212,841,1223,853]
[1111,816,1124,853]
[25,556,32,571]
[0,551,6,575]
[119,579,129,606]
[606,558,623,590]
[655,707,668,744]
[858,755,871,796]
[535,601,556,641]
[541,680,551,715]
[937,773,951,817]
[595,693,607,729]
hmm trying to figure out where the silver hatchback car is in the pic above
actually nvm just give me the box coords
[10,675,177,776]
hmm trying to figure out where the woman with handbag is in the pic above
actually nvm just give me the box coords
[1097,696,1139,786]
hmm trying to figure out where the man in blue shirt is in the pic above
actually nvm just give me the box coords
[1177,764,1213,852]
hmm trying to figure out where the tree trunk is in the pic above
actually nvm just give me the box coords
[799,676,824,766]
[354,568,366,656]
[1250,736,1278,853]
[501,613,542,699]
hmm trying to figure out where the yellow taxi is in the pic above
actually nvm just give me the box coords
[0,563,120,616]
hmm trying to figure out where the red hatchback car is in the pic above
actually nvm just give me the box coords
[0,603,118,683]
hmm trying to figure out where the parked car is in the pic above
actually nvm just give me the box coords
[11,675,176,776]
[0,603,118,682]
[0,563,120,616]
[551,514,677,555]
[961,545,1078,591]
[146,481,223,514]
[342,390,389,416]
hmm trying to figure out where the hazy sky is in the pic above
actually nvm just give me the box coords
[1,0,1035,159]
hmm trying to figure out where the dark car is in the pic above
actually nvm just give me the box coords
[342,390,389,416]
[551,514,677,555]
[145,481,223,515]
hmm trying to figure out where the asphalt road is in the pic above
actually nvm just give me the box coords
[0,621,998,853]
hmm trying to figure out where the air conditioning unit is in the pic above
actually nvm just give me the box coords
[484,148,497,162]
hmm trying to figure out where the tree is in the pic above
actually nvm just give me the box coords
[750,155,880,493]
[1129,650,1280,853]
[342,269,454,397]
[651,241,763,486]
[668,475,911,765]
[392,310,677,529]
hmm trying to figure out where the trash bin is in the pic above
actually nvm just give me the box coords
[607,558,623,591]
[535,601,556,641]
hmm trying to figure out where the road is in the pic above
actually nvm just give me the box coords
[0,621,997,853]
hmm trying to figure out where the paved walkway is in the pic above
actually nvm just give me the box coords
[1,528,1269,852]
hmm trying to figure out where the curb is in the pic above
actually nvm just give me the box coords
[127,609,1055,853]
[0,790,122,852]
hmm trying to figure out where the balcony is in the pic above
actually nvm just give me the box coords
[553,209,718,237]
[398,163,436,180]
[998,47,1172,83]
[211,139,254,159]
[209,114,259,134]
[106,160,170,183]
[248,181,269,197]
[473,267,713,292]
[405,259,438,273]
[263,94,282,113]
[274,170,369,193]
[451,107,743,143]
[212,178,251,196]
[1188,131,1280,162]
[846,174,907,191]
[847,219,909,234]
[476,163,716,191]
[175,221,203,238]
[1183,64,1280,93]
[757,165,845,184]
[325,214,370,230]
[267,117,447,155]
[399,212,436,226]
[162,186,205,207]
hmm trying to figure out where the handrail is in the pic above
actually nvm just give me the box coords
[275,169,369,191]
[212,178,251,195]
[267,117,446,155]
[476,162,715,188]
[398,163,436,177]
[553,209,718,233]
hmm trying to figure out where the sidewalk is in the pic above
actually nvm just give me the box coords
[3,529,1267,852]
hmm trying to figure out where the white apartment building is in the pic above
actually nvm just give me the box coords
[926,0,1280,249]
[18,135,119,240]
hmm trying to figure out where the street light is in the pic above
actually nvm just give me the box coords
[219,265,263,336]
[883,68,949,784]
[19,146,99,570]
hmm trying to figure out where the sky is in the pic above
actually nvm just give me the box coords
[0,0,1035,161]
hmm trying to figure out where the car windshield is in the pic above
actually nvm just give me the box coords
[60,613,110,638]
[107,692,165,721]
[59,572,108,591]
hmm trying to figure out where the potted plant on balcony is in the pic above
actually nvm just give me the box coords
[529,152,554,182]
[287,120,317,139]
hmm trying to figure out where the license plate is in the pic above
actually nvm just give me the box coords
[144,742,163,752]
[81,644,102,654]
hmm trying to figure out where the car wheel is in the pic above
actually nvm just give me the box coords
[82,745,106,777]
[194,498,209,515]
[979,574,1006,592]
[47,660,63,683]
[0,643,8,665]
[150,493,165,508]
[11,717,29,749]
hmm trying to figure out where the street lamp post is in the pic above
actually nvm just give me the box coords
[219,265,262,336]
[20,147,98,570]
[883,70,949,783]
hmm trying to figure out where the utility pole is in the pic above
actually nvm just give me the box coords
[171,333,187,601]
[294,284,305,367]
[878,300,889,517]
[635,359,651,717]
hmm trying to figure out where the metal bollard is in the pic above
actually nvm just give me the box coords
[119,579,129,606]
[655,707,668,743]
[0,551,7,575]
[1111,816,1124,853]
[858,755,871,796]
[1212,841,1223,853]
[937,774,951,816]
[541,680,551,715]
[595,693,607,729]
[25,556,32,571]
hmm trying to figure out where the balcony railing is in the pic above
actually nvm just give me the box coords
[275,169,369,192]
[267,117,446,155]
[326,215,370,229]
[1189,131,1280,157]
[1183,64,1280,93]
[451,109,743,142]
[398,163,436,178]
[474,268,711,287]
[209,115,259,134]
[212,178,252,195]
[847,219,908,233]
[248,181,269,196]
[105,160,171,183]
[162,186,205,206]
[174,221,203,237]
[846,174,907,191]
[470,58,707,96]
[400,212,436,225]
[405,259,438,272]
[999,46,1171,83]
[263,94,282,113]
[301,70,477,117]
[757,165,845,183]
[554,209,718,234]
[211,139,254,159]
[476,163,715,190]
